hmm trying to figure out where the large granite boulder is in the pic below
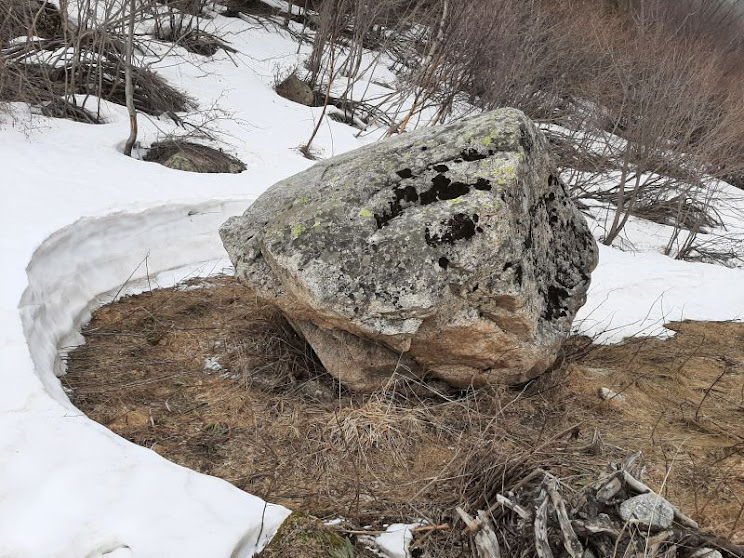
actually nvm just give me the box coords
[221,109,598,391]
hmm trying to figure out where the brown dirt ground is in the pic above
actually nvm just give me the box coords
[64,276,744,552]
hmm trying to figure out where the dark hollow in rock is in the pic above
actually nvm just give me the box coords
[221,108,599,391]
[144,141,246,173]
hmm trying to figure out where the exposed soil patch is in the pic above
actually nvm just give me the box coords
[155,27,237,57]
[64,277,744,554]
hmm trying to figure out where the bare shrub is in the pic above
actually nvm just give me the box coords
[150,0,236,56]
[0,0,65,46]
[0,0,205,146]
[3,47,195,115]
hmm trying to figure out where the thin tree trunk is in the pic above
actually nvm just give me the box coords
[603,148,632,245]
[388,0,448,137]
[284,0,293,27]
[124,0,138,157]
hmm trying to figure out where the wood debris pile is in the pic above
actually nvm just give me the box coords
[457,455,744,558]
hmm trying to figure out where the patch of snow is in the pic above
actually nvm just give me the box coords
[576,244,744,343]
[0,15,371,558]
[371,523,420,558]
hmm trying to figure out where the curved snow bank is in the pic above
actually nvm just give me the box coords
[3,201,290,558]
[20,201,246,406]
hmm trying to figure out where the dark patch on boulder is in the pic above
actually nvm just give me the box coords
[460,148,489,162]
[473,178,492,191]
[374,184,419,228]
[520,122,535,154]
[543,285,570,321]
[420,175,470,204]
[424,213,480,246]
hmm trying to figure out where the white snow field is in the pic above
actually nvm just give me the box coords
[1,9,743,558]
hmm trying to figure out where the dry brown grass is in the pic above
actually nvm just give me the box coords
[64,276,744,554]
[569,322,744,542]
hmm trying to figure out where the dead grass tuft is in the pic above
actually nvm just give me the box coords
[326,396,427,460]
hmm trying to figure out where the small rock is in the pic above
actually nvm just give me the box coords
[203,356,223,372]
[146,141,246,174]
[598,387,625,401]
[619,493,674,530]
[275,73,316,106]
[689,549,723,558]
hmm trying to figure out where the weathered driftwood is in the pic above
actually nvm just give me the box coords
[534,493,554,558]
[595,474,622,503]
[547,479,583,558]
[495,493,532,521]
[456,507,501,558]
[465,459,743,558]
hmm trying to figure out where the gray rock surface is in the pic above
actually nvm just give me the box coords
[619,493,675,530]
[221,108,598,391]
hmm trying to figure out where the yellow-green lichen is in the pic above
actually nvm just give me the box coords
[359,209,373,217]
[477,154,520,185]
[313,221,321,229]
[291,223,307,239]
[297,196,310,205]
[479,130,498,147]
[447,197,465,205]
